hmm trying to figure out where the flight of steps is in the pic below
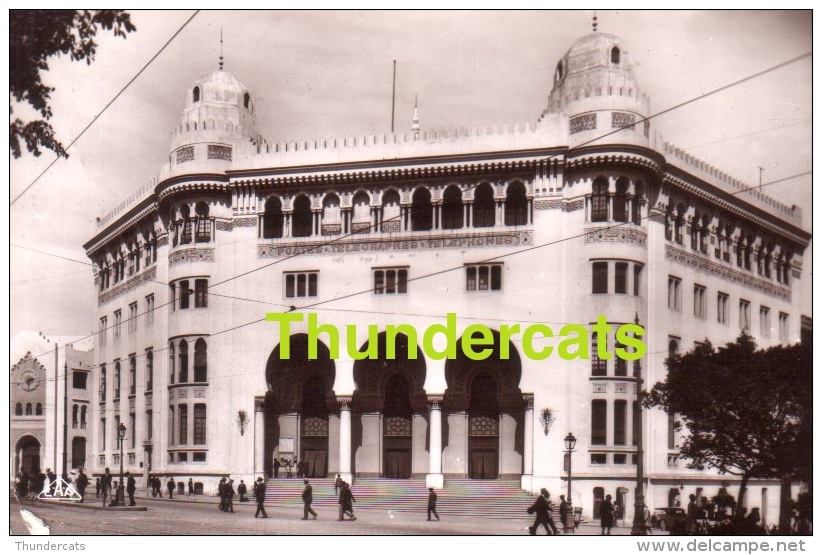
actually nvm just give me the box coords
[263,477,535,520]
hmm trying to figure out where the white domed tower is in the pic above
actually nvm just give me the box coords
[168,68,261,170]
[540,29,650,148]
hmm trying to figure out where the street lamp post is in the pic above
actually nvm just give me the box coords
[112,423,127,507]
[631,313,647,535]
[564,432,577,533]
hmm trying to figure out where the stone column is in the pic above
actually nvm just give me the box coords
[254,396,265,479]
[338,396,353,483]
[427,395,444,489]
[521,393,534,492]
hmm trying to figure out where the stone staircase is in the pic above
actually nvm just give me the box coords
[263,477,535,520]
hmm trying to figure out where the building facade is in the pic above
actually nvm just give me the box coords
[83,30,810,522]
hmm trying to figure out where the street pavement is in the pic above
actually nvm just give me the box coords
[14,492,642,536]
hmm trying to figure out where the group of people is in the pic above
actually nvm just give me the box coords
[149,475,177,499]
[217,477,237,512]
[272,457,312,479]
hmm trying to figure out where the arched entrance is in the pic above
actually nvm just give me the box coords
[444,329,524,479]
[468,373,499,479]
[353,332,426,478]
[264,334,336,477]
[15,435,41,476]
[71,437,87,470]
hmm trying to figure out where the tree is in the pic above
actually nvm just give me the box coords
[644,333,811,532]
[9,10,136,158]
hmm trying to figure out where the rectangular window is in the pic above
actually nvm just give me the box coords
[779,312,790,342]
[693,285,707,319]
[193,452,207,462]
[668,276,681,311]
[169,284,176,312]
[591,400,607,445]
[100,364,106,403]
[114,310,122,338]
[465,264,503,291]
[99,317,107,346]
[129,355,136,396]
[178,452,188,462]
[130,413,136,449]
[614,400,627,445]
[169,406,175,446]
[717,292,729,324]
[146,294,155,325]
[740,299,751,331]
[284,272,318,298]
[615,262,627,294]
[590,453,607,464]
[592,262,608,294]
[100,418,106,451]
[667,412,677,450]
[179,405,188,445]
[145,349,153,392]
[633,265,642,296]
[113,360,121,400]
[373,267,408,295]
[760,306,771,337]
[113,415,120,450]
[128,302,138,333]
[195,279,208,308]
[179,280,190,309]
[614,340,627,376]
[146,410,153,441]
[194,404,206,445]
[591,333,607,376]
[613,454,627,465]
[72,371,88,390]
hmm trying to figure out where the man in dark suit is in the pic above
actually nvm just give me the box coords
[301,479,318,520]
[254,477,268,518]
[528,488,554,535]
[427,487,440,521]
[76,469,89,503]
[126,472,136,506]
[167,477,175,499]
[273,458,280,478]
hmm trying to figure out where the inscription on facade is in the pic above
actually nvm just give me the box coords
[168,248,215,266]
[584,226,647,246]
[98,266,157,306]
[258,231,532,258]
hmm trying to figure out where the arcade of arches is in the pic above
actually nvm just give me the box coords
[259,331,532,481]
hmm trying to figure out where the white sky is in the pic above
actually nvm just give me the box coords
[7,9,814,341]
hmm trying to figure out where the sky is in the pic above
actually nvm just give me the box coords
[7,9,814,344]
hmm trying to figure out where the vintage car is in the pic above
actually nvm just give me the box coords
[652,507,687,531]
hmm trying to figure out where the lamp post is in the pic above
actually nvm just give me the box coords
[112,423,127,506]
[631,313,647,535]
[563,432,577,533]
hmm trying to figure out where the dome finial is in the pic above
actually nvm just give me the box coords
[592,11,598,32]
[219,27,224,70]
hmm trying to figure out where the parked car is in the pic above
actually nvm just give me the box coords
[652,507,687,531]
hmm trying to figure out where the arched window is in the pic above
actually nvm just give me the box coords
[179,340,189,383]
[72,405,79,427]
[441,185,463,229]
[321,193,341,234]
[591,177,609,222]
[555,60,564,84]
[381,189,401,231]
[195,202,211,243]
[80,405,87,428]
[36,403,43,416]
[100,364,106,402]
[244,92,251,110]
[505,182,528,226]
[668,339,679,359]
[613,178,628,222]
[25,403,32,415]
[473,183,495,228]
[193,86,200,103]
[114,361,121,398]
[169,342,176,385]
[611,47,621,64]
[351,191,371,231]
[411,187,432,231]
[675,205,685,245]
[15,403,22,416]
[194,339,207,382]
[180,205,192,245]
[262,197,284,239]
[292,195,312,238]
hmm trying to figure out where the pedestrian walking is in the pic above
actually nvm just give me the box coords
[225,479,236,513]
[101,468,112,505]
[95,477,100,498]
[188,478,194,497]
[76,469,89,503]
[273,458,280,478]
[167,477,175,499]
[302,479,318,520]
[238,480,248,502]
[686,493,698,534]
[254,477,268,518]
[335,474,343,495]
[338,481,356,521]
[301,458,309,478]
[285,458,293,478]
[126,472,136,506]
[427,487,440,521]
[545,491,559,535]
[527,488,554,535]
[218,477,227,511]
[601,494,615,535]
[559,494,572,532]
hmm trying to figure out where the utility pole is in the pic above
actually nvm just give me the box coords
[631,313,647,535]
[62,358,68,479]
[391,60,397,134]
[758,166,764,192]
